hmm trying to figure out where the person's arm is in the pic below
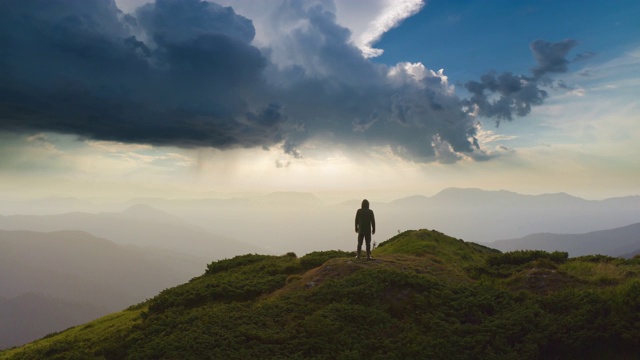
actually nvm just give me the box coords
[371,210,376,234]
[355,210,360,233]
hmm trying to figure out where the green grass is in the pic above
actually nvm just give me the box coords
[374,229,498,264]
[3,229,640,359]
[0,308,144,359]
[561,258,639,285]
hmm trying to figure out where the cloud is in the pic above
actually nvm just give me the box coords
[0,0,286,149]
[336,0,424,58]
[462,39,583,126]
[115,0,151,14]
[530,39,578,79]
[275,159,291,168]
[464,72,547,124]
[0,0,582,165]
[135,0,255,44]
[211,0,424,59]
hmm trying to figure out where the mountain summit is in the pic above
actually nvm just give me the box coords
[2,229,639,359]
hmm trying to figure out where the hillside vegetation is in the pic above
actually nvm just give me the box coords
[2,229,640,359]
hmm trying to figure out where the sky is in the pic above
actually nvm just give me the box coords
[0,0,639,202]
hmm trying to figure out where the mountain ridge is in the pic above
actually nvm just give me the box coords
[0,292,108,350]
[3,188,640,254]
[0,229,209,348]
[0,204,265,258]
[3,229,640,359]
[490,221,640,257]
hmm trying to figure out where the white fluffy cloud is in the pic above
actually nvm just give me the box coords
[200,0,424,58]
[334,0,424,57]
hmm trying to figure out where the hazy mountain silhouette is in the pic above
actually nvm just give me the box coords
[0,230,204,309]
[0,229,210,348]
[2,188,639,255]
[0,204,265,258]
[127,193,343,255]
[380,188,640,244]
[119,204,185,222]
[99,188,640,255]
[490,222,640,257]
[0,197,118,216]
[0,293,107,349]
[622,248,640,259]
[253,191,324,206]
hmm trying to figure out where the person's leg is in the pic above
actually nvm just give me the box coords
[365,233,372,259]
[357,233,364,258]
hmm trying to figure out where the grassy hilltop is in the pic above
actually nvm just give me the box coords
[2,229,640,359]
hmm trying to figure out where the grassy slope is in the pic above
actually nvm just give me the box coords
[2,229,640,359]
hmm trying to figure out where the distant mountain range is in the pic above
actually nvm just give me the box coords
[0,229,205,308]
[1,188,639,255]
[0,204,265,259]
[377,188,640,244]
[100,189,640,254]
[0,197,124,216]
[489,222,640,257]
[0,293,107,350]
[0,229,206,348]
[0,204,272,348]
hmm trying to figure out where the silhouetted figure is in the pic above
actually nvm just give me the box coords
[355,199,376,260]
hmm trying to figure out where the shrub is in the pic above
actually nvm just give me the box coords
[569,254,619,263]
[299,250,352,270]
[533,258,558,270]
[206,254,272,275]
[486,250,568,267]
[467,250,569,279]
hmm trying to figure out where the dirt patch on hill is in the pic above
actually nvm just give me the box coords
[270,254,472,300]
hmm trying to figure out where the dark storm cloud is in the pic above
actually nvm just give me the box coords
[244,2,482,162]
[530,39,578,79]
[135,0,255,44]
[0,0,285,149]
[462,39,581,126]
[464,72,547,124]
[0,0,582,163]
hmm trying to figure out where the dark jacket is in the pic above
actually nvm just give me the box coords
[355,199,375,235]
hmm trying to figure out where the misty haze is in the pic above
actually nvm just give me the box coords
[3,189,640,256]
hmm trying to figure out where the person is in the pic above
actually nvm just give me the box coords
[355,199,375,260]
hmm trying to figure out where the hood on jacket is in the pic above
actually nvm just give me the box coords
[361,199,369,209]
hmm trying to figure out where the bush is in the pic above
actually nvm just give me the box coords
[206,254,272,275]
[299,250,352,270]
[533,257,559,270]
[150,254,304,314]
[467,250,569,279]
[569,254,619,263]
[486,250,568,267]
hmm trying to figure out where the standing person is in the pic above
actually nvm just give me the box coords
[355,199,376,260]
